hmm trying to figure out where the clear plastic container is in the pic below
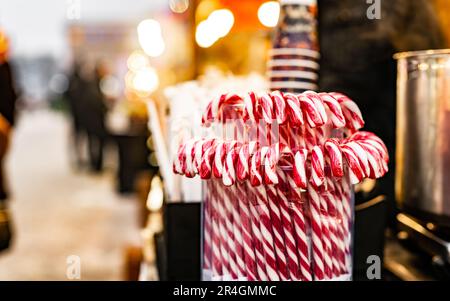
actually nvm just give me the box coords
[201,103,353,281]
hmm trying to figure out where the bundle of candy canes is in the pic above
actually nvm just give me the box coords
[173,90,389,281]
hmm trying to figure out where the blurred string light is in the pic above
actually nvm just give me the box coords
[126,66,159,97]
[169,0,189,13]
[195,20,217,48]
[258,1,280,28]
[147,176,164,212]
[195,9,234,48]
[137,19,165,57]
[100,75,121,98]
[127,50,150,72]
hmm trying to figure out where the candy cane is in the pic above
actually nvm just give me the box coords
[325,177,347,275]
[212,142,237,279]
[264,144,290,280]
[276,156,303,281]
[324,139,344,177]
[298,93,324,127]
[304,91,328,126]
[271,90,287,124]
[224,145,248,280]
[259,92,274,124]
[330,92,364,131]
[307,184,326,280]
[203,181,212,271]
[284,92,304,128]
[238,142,267,280]
[210,181,224,279]
[250,147,280,280]
[285,171,312,281]
[318,93,346,128]
[341,144,365,184]
[310,146,325,187]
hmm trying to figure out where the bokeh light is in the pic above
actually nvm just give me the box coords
[208,9,234,38]
[195,9,234,48]
[169,0,189,14]
[147,176,164,211]
[258,1,280,28]
[127,50,150,72]
[137,19,165,57]
[126,66,159,96]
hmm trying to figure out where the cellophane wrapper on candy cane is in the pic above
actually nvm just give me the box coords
[201,102,354,281]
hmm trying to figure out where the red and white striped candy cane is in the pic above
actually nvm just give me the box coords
[202,102,214,126]
[322,139,348,275]
[271,90,287,125]
[330,92,364,132]
[355,140,385,178]
[209,180,224,280]
[212,142,237,280]
[318,93,346,128]
[345,141,370,178]
[316,185,333,279]
[235,180,258,280]
[243,91,258,122]
[173,142,186,175]
[264,144,290,280]
[223,145,248,280]
[298,93,325,127]
[285,168,312,281]
[301,125,331,280]
[350,131,389,169]
[310,145,325,188]
[293,148,308,190]
[203,181,212,272]
[309,144,333,279]
[324,176,347,275]
[250,147,280,281]
[304,91,328,126]
[324,139,344,178]
[198,140,216,274]
[259,92,274,124]
[276,154,303,281]
[246,181,269,281]
[341,144,365,184]
[239,142,268,280]
[284,92,304,128]
[184,139,198,178]
[200,142,223,279]
[307,183,326,280]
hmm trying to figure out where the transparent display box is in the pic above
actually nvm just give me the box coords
[200,103,353,281]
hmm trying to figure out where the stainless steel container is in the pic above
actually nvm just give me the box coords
[395,49,450,224]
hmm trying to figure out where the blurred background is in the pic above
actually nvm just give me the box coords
[0,0,449,280]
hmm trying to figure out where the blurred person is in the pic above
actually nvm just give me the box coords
[0,31,17,252]
[318,0,445,279]
[65,61,87,169]
[0,33,17,200]
[83,61,109,173]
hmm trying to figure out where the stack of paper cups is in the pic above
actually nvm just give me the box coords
[268,0,319,93]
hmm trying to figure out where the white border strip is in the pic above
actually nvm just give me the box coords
[270,81,318,90]
[268,59,320,70]
[269,48,320,59]
[267,70,318,80]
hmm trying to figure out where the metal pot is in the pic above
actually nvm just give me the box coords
[395,49,450,225]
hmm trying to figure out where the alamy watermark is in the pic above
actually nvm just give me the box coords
[67,0,81,20]
[66,255,81,280]
[366,255,381,280]
[366,0,381,20]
